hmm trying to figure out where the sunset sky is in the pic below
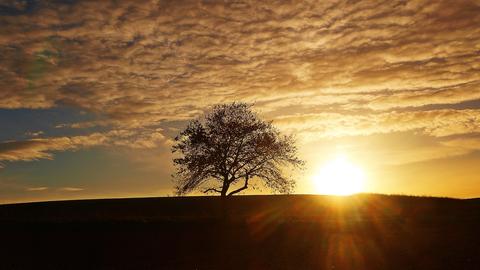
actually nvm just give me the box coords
[1,0,480,203]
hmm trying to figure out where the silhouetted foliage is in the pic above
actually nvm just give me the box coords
[172,102,304,197]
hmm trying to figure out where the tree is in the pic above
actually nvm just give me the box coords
[172,102,304,197]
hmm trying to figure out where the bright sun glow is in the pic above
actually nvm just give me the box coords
[312,154,366,196]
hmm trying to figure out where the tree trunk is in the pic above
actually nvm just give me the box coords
[219,178,230,221]
[220,178,230,197]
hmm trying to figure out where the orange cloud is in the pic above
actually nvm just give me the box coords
[275,109,480,139]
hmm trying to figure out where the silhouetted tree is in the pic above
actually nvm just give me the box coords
[172,102,304,197]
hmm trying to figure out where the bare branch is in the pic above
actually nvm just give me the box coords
[203,188,222,194]
[227,175,250,196]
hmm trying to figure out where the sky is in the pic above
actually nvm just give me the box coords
[1,0,480,203]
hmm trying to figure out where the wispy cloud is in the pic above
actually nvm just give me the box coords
[0,129,170,164]
[26,187,48,191]
[24,131,44,138]
[58,187,84,192]
[0,134,106,163]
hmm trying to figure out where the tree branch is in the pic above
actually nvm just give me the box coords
[227,136,247,177]
[227,174,250,196]
[203,188,222,194]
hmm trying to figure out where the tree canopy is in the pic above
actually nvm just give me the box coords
[172,102,304,197]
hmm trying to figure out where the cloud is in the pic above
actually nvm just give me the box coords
[0,0,479,166]
[0,138,81,162]
[26,186,86,193]
[441,135,480,151]
[275,109,480,139]
[0,0,478,116]
[0,128,170,165]
[0,134,105,163]
[26,187,48,191]
[24,131,44,137]
[58,187,84,192]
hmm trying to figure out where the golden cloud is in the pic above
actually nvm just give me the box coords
[275,109,480,139]
[0,129,170,164]
[0,0,479,166]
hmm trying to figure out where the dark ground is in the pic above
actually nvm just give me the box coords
[1,194,480,270]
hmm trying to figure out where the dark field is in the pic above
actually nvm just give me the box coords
[1,194,480,269]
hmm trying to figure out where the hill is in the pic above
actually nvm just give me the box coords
[1,194,480,269]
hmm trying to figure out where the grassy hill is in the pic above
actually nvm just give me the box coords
[1,194,480,269]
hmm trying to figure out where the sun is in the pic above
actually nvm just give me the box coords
[312,154,365,196]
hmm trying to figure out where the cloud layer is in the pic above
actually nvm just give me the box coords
[0,128,169,165]
[1,0,480,165]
